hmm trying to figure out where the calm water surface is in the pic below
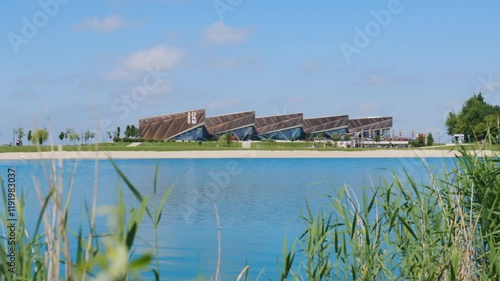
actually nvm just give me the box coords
[0,157,456,280]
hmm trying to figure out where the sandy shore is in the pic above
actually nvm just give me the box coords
[0,149,494,160]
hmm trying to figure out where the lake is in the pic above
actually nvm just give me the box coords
[0,157,456,280]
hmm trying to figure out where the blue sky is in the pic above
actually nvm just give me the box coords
[1,0,500,143]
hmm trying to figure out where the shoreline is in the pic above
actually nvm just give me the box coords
[0,149,494,160]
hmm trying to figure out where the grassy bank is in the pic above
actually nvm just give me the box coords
[0,145,498,280]
[1,141,499,153]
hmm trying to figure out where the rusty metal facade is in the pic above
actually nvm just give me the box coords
[348,117,393,133]
[254,113,303,135]
[205,111,255,135]
[303,115,349,134]
[139,109,206,140]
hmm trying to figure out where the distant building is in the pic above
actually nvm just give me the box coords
[453,134,465,144]
[348,116,393,139]
[254,113,303,141]
[139,109,394,141]
[205,111,255,140]
[139,109,206,141]
[303,115,349,138]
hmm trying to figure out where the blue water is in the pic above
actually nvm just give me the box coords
[0,157,456,280]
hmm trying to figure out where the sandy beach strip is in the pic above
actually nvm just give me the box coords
[0,149,494,161]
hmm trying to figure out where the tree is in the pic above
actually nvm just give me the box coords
[427,133,434,146]
[27,130,32,143]
[125,125,131,137]
[131,125,139,137]
[375,135,381,142]
[64,128,75,140]
[445,93,500,142]
[117,127,121,138]
[83,130,96,144]
[15,127,25,140]
[224,132,232,146]
[416,134,426,147]
[68,132,80,145]
[344,134,351,141]
[59,131,65,143]
[106,131,113,140]
[32,128,49,145]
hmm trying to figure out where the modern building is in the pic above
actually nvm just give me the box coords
[139,110,393,141]
[205,111,255,140]
[254,113,303,141]
[303,115,349,138]
[348,116,393,139]
[139,109,206,141]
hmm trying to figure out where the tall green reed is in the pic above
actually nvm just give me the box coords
[278,146,499,280]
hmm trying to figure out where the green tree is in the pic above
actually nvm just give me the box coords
[416,134,426,147]
[64,128,75,141]
[32,128,49,145]
[445,93,500,142]
[375,135,381,142]
[117,127,121,138]
[125,125,131,137]
[59,131,65,144]
[224,132,232,146]
[15,127,25,140]
[427,133,434,146]
[27,130,32,143]
[68,132,80,145]
[485,114,500,143]
[83,130,96,144]
[131,125,139,137]
[344,134,351,141]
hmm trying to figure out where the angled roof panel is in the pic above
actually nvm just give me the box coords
[139,109,206,140]
[348,116,393,133]
[303,115,349,134]
[205,111,255,135]
[255,113,303,135]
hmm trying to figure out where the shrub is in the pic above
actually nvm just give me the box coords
[113,137,122,142]
[331,132,340,142]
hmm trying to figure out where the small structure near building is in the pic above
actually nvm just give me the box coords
[453,134,465,144]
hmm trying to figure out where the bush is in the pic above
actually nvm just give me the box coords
[331,132,340,142]
[113,137,122,142]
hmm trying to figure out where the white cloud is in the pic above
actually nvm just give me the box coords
[202,22,250,45]
[107,45,183,81]
[75,15,135,32]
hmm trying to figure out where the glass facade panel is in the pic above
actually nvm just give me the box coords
[259,128,302,140]
[171,127,205,141]
[213,127,254,140]
[312,128,348,138]
[231,127,254,140]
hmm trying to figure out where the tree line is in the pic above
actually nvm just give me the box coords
[10,124,141,146]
